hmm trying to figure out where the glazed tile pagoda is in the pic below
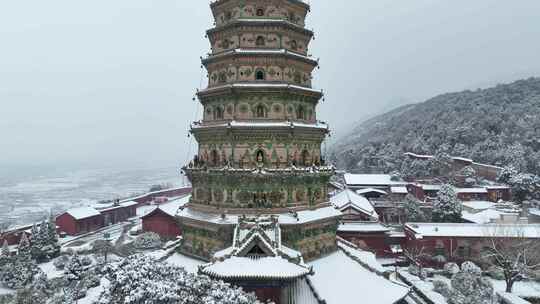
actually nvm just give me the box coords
[179,0,340,302]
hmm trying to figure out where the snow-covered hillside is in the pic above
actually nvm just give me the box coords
[330,77,540,175]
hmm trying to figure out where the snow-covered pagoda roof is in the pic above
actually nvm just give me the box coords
[191,120,329,131]
[203,48,317,66]
[201,256,311,281]
[66,206,101,220]
[278,205,342,225]
[330,189,378,219]
[344,174,406,187]
[405,223,540,239]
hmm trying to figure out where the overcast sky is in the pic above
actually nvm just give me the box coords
[1,0,539,170]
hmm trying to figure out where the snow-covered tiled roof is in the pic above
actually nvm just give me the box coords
[308,249,409,304]
[462,201,495,211]
[159,195,191,217]
[278,205,342,225]
[338,222,390,233]
[461,209,511,224]
[192,120,329,131]
[205,48,316,64]
[199,83,323,95]
[177,207,239,225]
[390,186,409,194]
[356,188,388,195]
[405,223,540,238]
[344,174,406,186]
[455,187,488,194]
[420,184,442,191]
[201,256,311,281]
[66,207,101,220]
[330,190,378,219]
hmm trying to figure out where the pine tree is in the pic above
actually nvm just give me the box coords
[17,233,31,260]
[403,194,427,222]
[64,253,84,282]
[432,184,463,223]
[29,223,44,262]
[1,240,9,258]
[0,240,10,267]
[41,216,60,260]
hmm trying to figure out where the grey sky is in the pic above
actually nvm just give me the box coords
[1,0,539,169]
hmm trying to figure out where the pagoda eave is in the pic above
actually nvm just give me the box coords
[202,49,318,67]
[206,19,314,38]
[210,0,310,12]
[190,120,329,134]
[197,83,323,99]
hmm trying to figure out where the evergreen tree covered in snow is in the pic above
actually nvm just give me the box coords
[0,241,10,269]
[448,262,494,304]
[29,223,45,262]
[17,234,30,260]
[64,253,85,282]
[97,254,260,304]
[0,256,43,289]
[432,184,462,223]
[133,232,161,250]
[403,194,428,222]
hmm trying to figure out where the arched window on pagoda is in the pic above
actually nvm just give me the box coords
[255,69,265,80]
[256,36,266,47]
[255,104,265,118]
[290,40,298,50]
[214,106,224,120]
[297,105,305,120]
[256,8,265,17]
[301,150,311,167]
[211,150,220,166]
[255,150,265,165]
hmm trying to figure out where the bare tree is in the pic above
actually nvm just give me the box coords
[404,245,429,280]
[481,225,540,292]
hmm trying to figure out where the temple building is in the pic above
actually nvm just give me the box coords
[178,1,411,303]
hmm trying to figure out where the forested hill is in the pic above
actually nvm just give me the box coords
[330,77,540,175]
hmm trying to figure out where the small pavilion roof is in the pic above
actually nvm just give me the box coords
[200,256,312,281]
[356,188,388,195]
[202,216,312,281]
[330,189,378,219]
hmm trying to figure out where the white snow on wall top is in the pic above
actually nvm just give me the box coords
[338,222,390,233]
[405,223,540,238]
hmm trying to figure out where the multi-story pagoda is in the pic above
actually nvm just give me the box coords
[176,1,412,303]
